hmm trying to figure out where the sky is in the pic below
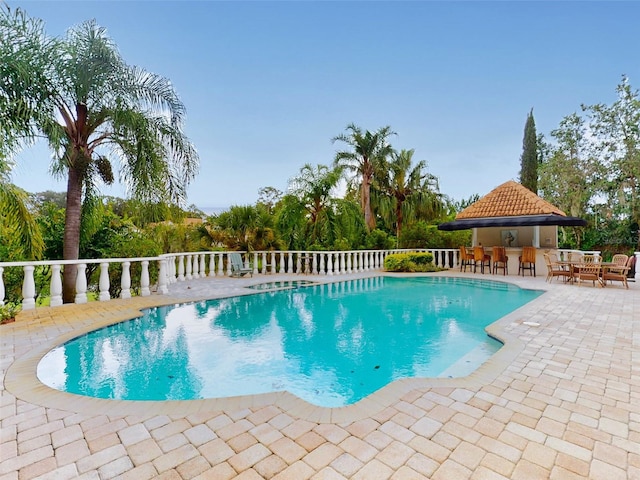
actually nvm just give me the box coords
[8,1,640,212]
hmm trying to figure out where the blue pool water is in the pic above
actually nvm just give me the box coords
[37,276,542,407]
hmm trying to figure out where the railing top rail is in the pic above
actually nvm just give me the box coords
[0,247,466,269]
[0,257,163,268]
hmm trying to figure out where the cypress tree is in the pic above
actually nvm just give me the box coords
[519,109,538,193]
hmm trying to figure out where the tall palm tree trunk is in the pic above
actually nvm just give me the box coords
[395,201,404,239]
[62,166,83,303]
[362,173,376,231]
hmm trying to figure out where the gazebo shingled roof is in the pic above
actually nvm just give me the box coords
[456,180,565,219]
[437,180,587,231]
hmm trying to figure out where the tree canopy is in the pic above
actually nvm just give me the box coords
[519,109,539,193]
[1,5,199,301]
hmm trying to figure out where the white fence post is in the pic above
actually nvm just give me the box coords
[99,262,111,301]
[120,261,132,299]
[141,260,150,296]
[21,266,36,310]
[158,259,168,294]
[209,253,216,277]
[75,263,88,304]
[192,254,199,279]
[0,266,4,306]
[50,264,62,307]
[177,255,185,281]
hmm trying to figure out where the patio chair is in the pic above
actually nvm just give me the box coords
[229,253,253,277]
[518,246,537,276]
[567,251,584,263]
[473,246,491,274]
[459,246,474,272]
[492,246,508,275]
[610,254,629,269]
[573,262,602,287]
[544,253,570,283]
[602,255,631,289]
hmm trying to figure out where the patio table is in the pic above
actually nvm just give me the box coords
[557,261,616,286]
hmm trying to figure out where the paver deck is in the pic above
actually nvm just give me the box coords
[1,271,638,479]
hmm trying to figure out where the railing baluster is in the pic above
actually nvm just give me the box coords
[75,263,88,304]
[217,253,224,276]
[99,262,111,301]
[120,261,131,299]
[287,252,293,274]
[50,264,62,307]
[192,254,199,279]
[169,256,177,283]
[158,259,168,294]
[186,255,193,280]
[209,253,216,277]
[178,255,185,281]
[141,260,150,296]
[21,265,36,310]
[200,254,206,277]
[0,266,4,306]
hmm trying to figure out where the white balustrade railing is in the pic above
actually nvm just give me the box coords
[3,248,634,311]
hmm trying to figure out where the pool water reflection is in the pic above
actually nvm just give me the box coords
[38,276,542,407]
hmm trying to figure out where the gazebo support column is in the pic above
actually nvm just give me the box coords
[533,225,540,248]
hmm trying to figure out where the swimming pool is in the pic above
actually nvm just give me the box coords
[37,276,542,407]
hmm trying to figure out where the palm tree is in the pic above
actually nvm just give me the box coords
[333,124,395,231]
[0,6,53,158]
[287,164,342,245]
[374,149,443,240]
[1,7,199,302]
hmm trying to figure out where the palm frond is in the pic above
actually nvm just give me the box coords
[0,181,44,259]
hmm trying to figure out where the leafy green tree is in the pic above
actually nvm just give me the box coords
[274,194,308,250]
[257,186,283,214]
[330,199,367,249]
[1,8,198,302]
[209,205,280,251]
[333,124,395,231]
[34,191,66,209]
[519,109,539,193]
[538,113,598,247]
[583,75,640,249]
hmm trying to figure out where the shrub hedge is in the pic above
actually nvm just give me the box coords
[383,252,439,272]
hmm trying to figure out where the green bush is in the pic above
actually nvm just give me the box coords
[364,229,396,250]
[0,302,20,324]
[383,252,438,272]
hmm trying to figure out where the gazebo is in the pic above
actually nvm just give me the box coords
[438,181,587,273]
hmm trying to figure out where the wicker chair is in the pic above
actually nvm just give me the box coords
[544,253,570,283]
[473,246,491,274]
[518,246,537,276]
[459,246,474,272]
[602,255,631,289]
[573,262,602,287]
[492,246,509,275]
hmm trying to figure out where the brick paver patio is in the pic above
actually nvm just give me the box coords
[1,271,638,479]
